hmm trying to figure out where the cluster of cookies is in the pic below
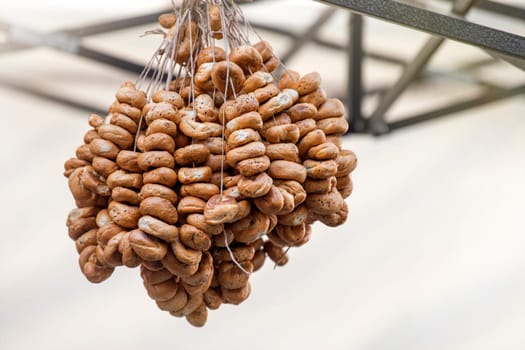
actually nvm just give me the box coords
[63,1,356,327]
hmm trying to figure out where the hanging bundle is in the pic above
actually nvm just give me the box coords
[64,0,357,327]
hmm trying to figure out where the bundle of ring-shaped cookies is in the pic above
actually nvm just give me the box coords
[64,81,147,282]
[63,0,357,327]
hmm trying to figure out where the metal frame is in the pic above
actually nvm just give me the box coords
[315,0,525,134]
[367,0,479,134]
[317,0,525,66]
[1,0,524,135]
[0,12,165,73]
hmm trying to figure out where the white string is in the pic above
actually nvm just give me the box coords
[223,230,251,275]
[218,1,232,197]
[273,246,290,270]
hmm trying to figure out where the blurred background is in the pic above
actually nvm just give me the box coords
[1,0,524,349]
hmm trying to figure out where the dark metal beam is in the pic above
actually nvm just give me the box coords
[279,7,337,64]
[367,0,479,134]
[348,13,366,133]
[61,11,166,37]
[388,84,525,131]
[0,80,106,115]
[476,0,525,20]
[77,46,145,74]
[485,50,525,71]
[315,0,525,63]
[0,11,167,54]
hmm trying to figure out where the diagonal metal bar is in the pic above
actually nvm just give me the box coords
[278,7,338,64]
[60,11,167,37]
[315,0,525,62]
[473,0,525,20]
[77,46,145,74]
[0,80,106,115]
[387,84,525,131]
[0,21,146,73]
[366,0,479,134]
[0,11,167,54]
[485,50,525,71]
